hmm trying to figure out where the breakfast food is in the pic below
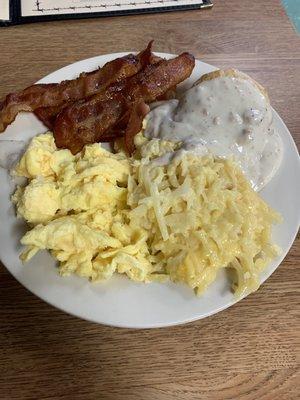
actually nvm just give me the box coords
[0,42,154,132]
[12,133,280,296]
[0,46,284,297]
[54,52,195,154]
[0,43,194,157]
[145,69,283,191]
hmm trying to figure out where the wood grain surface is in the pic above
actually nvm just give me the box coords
[0,1,299,399]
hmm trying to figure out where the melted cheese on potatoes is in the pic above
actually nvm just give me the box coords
[13,132,280,296]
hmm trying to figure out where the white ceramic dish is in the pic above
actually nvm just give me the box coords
[0,53,299,329]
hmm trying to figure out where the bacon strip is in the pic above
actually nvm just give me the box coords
[124,101,150,155]
[99,130,125,142]
[34,105,65,129]
[100,102,150,148]
[0,42,153,133]
[54,53,195,154]
[33,47,171,131]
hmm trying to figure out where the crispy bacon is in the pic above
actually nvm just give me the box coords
[157,86,177,101]
[100,102,149,149]
[54,53,195,154]
[34,105,65,129]
[124,101,150,155]
[33,45,169,131]
[0,42,153,132]
[99,130,125,142]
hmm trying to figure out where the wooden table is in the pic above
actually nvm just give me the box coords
[0,1,299,398]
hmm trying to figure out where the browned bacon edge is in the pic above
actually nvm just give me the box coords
[33,52,175,130]
[34,105,64,130]
[54,53,195,154]
[0,42,154,133]
[124,101,150,155]
[34,87,175,131]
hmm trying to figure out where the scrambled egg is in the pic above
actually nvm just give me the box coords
[12,133,138,280]
[13,132,280,296]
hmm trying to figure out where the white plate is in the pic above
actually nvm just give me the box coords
[0,53,299,329]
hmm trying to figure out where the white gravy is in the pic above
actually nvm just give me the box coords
[145,75,283,191]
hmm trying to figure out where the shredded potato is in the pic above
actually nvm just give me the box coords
[127,147,280,296]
